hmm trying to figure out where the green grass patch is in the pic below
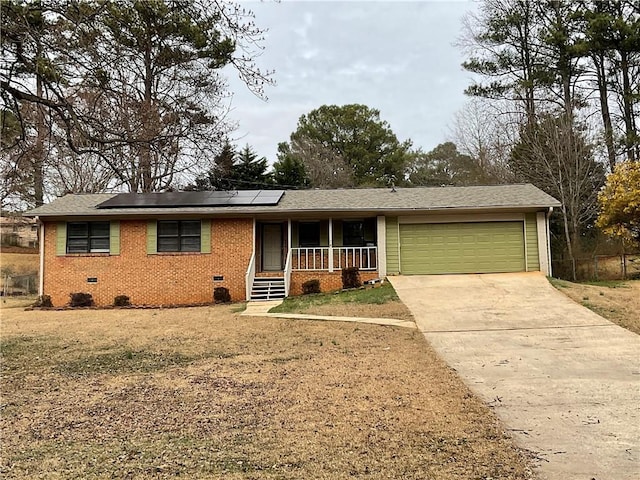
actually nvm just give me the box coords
[1,335,64,373]
[230,302,247,313]
[2,334,246,379]
[581,301,619,318]
[55,349,197,377]
[1,336,199,377]
[270,281,399,314]
[549,277,628,289]
[548,277,569,288]
[581,280,629,288]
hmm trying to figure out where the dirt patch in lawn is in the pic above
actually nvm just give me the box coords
[1,306,533,479]
[300,300,413,319]
[551,279,640,335]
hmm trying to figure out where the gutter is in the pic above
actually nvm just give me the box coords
[546,207,554,277]
[28,203,563,220]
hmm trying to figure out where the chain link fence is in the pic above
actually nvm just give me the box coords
[1,273,38,296]
[552,254,640,282]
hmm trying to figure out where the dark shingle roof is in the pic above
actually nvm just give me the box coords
[25,184,560,218]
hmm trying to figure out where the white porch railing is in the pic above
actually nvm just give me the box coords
[284,249,293,296]
[292,247,330,270]
[291,246,377,271]
[335,246,377,270]
[245,252,256,301]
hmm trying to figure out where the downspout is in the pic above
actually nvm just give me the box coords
[37,216,44,296]
[547,207,553,277]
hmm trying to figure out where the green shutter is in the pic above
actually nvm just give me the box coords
[109,221,120,255]
[147,220,157,254]
[56,222,67,256]
[200,219,211,253]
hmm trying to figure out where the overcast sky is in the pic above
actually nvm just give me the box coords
[226,0,479,163]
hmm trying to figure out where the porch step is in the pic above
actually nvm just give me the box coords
[250,277,286,301]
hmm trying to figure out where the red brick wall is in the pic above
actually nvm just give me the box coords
[43,219,253,307]
[290,270,380,296]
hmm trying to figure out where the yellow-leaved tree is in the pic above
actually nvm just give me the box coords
[597,161,640,248]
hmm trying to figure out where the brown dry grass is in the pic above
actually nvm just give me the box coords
[0,295,38,310]
[1,306,533,479]
[299,300,412,319]
[552,279,640,334]
[0,253,39,274]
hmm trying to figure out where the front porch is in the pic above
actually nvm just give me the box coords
[246,217,383,300]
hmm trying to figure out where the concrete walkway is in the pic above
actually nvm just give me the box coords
[241,300,416,329]
[389,273,640,480]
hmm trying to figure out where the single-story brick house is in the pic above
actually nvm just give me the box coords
[25,184,560,307]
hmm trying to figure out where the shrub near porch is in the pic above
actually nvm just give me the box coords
[289,270,380,296]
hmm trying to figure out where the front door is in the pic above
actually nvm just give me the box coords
[262,224,283,271]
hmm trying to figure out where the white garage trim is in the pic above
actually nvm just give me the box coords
[523,218,529,272]
[376,215,387,277]
[537,211,551,276]
[398,213,525,224]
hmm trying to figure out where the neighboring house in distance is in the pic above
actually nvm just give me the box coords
[25,185,560,307]
[0,215,38,249]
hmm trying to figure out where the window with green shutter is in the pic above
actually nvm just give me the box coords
[157,220,201,252]
[67,221,110,253]
[57,221,119,255]
[146,219,210,254]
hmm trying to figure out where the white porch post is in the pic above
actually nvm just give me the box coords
[376,216,387,277]
[328,217,334,272]
[287,219,292,252]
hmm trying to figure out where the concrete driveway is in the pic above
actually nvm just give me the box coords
[389,273,640,480]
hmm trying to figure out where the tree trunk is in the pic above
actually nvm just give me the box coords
[520,0,536,125]
[619,51,637,162]
[33,53,46,206]
[593,53,617,171]
[560,203,577,281]
[139,32,154,192]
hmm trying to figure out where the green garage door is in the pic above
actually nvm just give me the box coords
[399,222,526,274]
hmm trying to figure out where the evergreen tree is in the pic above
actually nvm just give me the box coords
[272,143,309,188]
[281,104,411,187]
[229,145,270,189]
[187,142,236,191]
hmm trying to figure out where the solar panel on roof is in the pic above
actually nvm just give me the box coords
[96,190,284,209]
[253,190,284,204]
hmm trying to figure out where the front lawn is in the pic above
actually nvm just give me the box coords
[270,281,413,319]
[550,278,640,334]
[1,305,532,479]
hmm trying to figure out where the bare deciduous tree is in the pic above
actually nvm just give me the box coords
[510,114,606,279]
[290,136,353,189]
[449,99,519,184]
